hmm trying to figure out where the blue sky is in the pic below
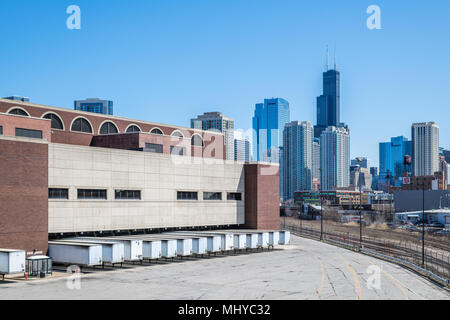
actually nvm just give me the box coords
[1,0,449,166]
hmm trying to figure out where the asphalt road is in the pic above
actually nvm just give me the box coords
[1,236,449,300]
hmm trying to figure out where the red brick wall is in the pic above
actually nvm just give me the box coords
[0,139,49,254]
[244,163,280,230]
[0,113,51,142]
[0,100,225,159]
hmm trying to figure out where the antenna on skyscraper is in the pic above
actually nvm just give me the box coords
[334,45,337,70]
[326,45,329,71]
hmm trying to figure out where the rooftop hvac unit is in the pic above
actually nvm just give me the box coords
[176,238,193,256]
[0,249,25,277]
[48,242,103,267]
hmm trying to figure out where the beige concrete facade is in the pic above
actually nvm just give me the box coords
[48,143,245,233]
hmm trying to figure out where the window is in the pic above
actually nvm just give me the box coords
[0,126,2,135]
[150,128,164,135]
[145,143,163,154]
[49,188,69,199]
[99,122,119,135]
[15,128,43,139]
[71,118,92,133]
[8,108,29,116]
[227,192,242,201]
[177,191,198,200]
[115,190,141,200]
[170,146,186,156]
[203,192,222,201]
[43,113,64,130]
[171,131,184,138]
[191,134,203,147]
[77,189,107,200]
[126,125,141,133]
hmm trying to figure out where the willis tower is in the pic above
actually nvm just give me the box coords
[314,52,341,138]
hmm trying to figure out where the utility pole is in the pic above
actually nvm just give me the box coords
[357,158,363,250]
[320,168,323,241]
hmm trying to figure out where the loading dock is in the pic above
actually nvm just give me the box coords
[74,237,143,262]
[48,242,103,267]
[60,239,125,265]
[0,249,26,280]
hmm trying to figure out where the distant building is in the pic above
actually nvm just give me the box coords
[370,167,379,177]
[350,167,373,191]
[412,122,439,176]
[312,138,321,190]
[74,98,113,115]
[379,136,412,180]
[191,112,235,160]
[441,148,450,163]
[3,96,30,102]
[283,121,313,200]
[320,126,350,190]
[351,157,368,169]
[234,138,250,162]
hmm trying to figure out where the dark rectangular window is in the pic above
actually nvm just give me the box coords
[15,128,42,139]
[0,126,3,135]
[77,189,107,200]
[49,188,69,199]
[145,143,163,154]
[115,190,141,200]
[203,192,222,201]
[177,191,198,201]
[171,146,186,156]
[227,192,242,201]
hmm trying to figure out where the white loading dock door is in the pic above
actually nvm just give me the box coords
[142,240,162,260]
[245,234,259,249]
[161,240,177,258]
[279,231,291,245]
[257,232,270,247]
[176,238,193,256]
[48,242,103,266]
[60,240,124,264]
[0,249,26,274]
[233,234,247,249]
[191,237,207,255]
[269,231,280,246]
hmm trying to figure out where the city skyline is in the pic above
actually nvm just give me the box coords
[1,1,450,167]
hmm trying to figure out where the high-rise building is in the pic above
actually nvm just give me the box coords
[379,136,413,179]
[320,126,350,190]
[314,67,341,139]
[440,148,450,163]
[412,122,439,176]
[234,138,250,162]
[282,121,313,200]
[191,112,235,160]
[350,167,373,191]
[370,167,379,177]
[351,157,368,169]
[252,98,290,163]
[74,98,113,115]
[252,98,290,199]
[312,138,321,189]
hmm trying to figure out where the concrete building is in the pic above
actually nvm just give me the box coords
[191,112,235,161]
[74,98,114,115]
[320,126,350,190]
[282,121,313,201]
[350,167,372,191]
[0,98,280,255]
[351,157,368,169]
[234,138,250,162]
[412,122,439,176]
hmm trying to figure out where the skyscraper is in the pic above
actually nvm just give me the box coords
[412,122,439,176]
[351,157,369,169]
[253,98,290,199]
[320,126,350,190]
[234,138,250,162]
[379,136,413,179]
[282,121,313,200]
[312,138,321,188]
[314,67,341,139]
[191,112,235,160]
[252,98,290,163]
[74,98,113,115]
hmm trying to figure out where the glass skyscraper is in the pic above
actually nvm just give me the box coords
[379,136,413,179]
[314,69,341,138]
[74,98,113,115]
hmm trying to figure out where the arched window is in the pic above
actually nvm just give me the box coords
[43,113,64,130]
[191,134,204,147]
[126,125,141,133]
[71,117,92,133]
[8,108,29,117]
[171,130,184,138]
[150,128,164,135]
[99,121,119,135]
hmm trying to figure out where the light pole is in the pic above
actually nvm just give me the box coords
[319,168,323,241]
[356,158,363,250]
